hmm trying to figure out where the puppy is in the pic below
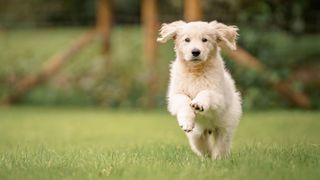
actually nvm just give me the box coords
[157,21,242,159]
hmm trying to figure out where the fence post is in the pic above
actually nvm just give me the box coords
[184,0,203,22]
[142,0,158,108]
[96,0,112,58]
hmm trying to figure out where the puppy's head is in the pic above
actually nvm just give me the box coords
[157,20,239,63]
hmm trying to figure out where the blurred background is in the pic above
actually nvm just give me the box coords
[0,0,319,110]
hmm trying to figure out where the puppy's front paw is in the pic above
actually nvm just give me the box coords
[190,102,204,112]
[177,111,195,132]
[190,99,209,113]
[179,120,195,133]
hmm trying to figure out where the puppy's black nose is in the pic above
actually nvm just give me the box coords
[192,49,200,57]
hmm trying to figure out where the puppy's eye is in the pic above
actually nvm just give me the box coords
[185,38,190,42]
[202,38,208,42]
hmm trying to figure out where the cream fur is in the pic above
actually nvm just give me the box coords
[157,21,242,159]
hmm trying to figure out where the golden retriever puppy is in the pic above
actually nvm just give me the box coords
[157,21,242,159]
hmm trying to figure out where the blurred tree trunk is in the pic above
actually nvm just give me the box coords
[142,0,159,108]
[1,30,96,105]
[184,0,203,22]
[96,0,112,63]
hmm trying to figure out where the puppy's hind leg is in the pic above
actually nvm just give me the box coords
[186,128,212,157]
[211,127,234,159]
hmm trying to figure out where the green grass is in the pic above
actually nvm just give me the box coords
[0,107,320,179]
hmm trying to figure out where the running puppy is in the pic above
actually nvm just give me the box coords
[157,21,242,159]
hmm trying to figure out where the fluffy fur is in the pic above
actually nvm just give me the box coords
[157,21,242,159]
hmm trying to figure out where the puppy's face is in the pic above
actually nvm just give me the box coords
[157,21,239,63]
[175,22,215,62]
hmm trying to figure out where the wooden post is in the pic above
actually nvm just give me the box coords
[96,0,112,56]
[184,0,203,22]
[142,0,158,108]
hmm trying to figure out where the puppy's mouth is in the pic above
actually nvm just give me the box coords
[190,58,202,63]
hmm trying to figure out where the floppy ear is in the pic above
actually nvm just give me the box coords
[157,21,186,43]
[209,21,239,50]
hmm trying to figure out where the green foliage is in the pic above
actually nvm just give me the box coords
[225,27,320,109]
[0,0,96,27]
[0,27,319,108]
[0,107,320,179]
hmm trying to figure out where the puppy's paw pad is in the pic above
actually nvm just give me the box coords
[190,102,204,112]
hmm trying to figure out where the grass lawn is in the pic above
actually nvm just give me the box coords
[0,106,319,180]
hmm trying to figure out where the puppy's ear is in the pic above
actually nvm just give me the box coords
[210,21,239,50]
[157,21,186,43]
